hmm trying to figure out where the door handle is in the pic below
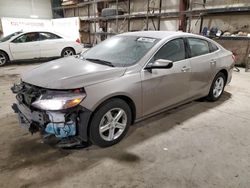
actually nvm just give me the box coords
[181,66,190,72]
[210,59,217,65]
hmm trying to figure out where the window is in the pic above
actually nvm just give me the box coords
[81,36,159,67]
[13,33,39,43]
[39,32,62,40]
[209,42,219,52]
[0,31,23,42]
[188,38,210,57]
[153,38,186,62]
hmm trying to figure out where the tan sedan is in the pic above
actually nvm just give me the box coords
[12,31,234,148]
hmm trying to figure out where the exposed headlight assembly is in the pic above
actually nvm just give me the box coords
[31,90,86,111]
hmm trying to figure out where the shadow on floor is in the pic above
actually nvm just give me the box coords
[4,92,232,186]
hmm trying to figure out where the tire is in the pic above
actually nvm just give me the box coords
[207,72,226,101]
[0,51,9,66]
[61,48,76,57]
[89,98,132,147]
[101,8,125,17]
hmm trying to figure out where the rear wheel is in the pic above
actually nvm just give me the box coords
[61,48,76,57]
[0,51,8,66]
[207,72,226,101]
[89,99,132,147]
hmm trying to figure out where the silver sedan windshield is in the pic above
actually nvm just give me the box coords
[81,36,159,67]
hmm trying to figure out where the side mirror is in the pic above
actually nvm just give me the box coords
[145,59,173,70]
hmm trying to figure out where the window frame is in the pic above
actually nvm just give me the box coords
[186,37,220,58]
[145,37,188,68]
[208,41,219,53]
[11,32,40,43]
[186,37,211,58]
[39,32,62,41]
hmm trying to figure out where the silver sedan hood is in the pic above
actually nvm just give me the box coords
[22,56,126,89]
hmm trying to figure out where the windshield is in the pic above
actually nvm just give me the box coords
[0,31,23,42]
[80,36,159,67]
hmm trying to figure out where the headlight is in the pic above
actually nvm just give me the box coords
[31,92,86,111]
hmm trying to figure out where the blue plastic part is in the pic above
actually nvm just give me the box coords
[45,121,76,138]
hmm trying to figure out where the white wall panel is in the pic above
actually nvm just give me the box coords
[0,0,52,19]
[160,19,179,31]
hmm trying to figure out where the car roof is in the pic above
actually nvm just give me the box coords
[22,31,53,33]
[22,31,59,34]
[118,31,201,40]
[16,31,64,38]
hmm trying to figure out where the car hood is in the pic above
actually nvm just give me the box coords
[22,56,126,89]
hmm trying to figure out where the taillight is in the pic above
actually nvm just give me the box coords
[76,38,80,43]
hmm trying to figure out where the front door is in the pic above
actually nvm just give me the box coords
[141,38,192,116]
[9,32,40,60]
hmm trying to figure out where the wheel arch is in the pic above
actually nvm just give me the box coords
[78,94,136,142]
[61,47,76,56]
[218,69,228,83]
[84,95,136,144]
[0,49,10,61]
[90,95,137,125]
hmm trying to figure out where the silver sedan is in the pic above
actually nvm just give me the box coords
[12,31,234,148]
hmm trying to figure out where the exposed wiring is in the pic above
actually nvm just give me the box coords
[47,112,59,137]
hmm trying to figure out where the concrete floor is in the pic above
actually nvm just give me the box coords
[0,62,250,188]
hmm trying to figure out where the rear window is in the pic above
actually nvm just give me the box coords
[39,32,62,40]
[209,42,219,52]
[188,38,210,57]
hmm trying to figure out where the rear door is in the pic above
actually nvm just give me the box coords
[186,37,217,97]
[141,38,192,116]
[39,32,64,57]
[9,32,40,60]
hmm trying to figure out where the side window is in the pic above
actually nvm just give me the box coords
[188,38,210,57]
[39,32,61,40]
[153,38,186,62]
[209,42,219,52]
[12,33,39,43]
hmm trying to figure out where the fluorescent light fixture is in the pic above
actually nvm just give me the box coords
[30,15,39,18]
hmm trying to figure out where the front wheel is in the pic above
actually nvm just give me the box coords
[89,99,132,147]
[61,48,76,57]
[207,72,226,101]
[0,51,8,66]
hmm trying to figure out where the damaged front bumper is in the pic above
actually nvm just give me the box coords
[12,102,48,133]
[11,82,92,147]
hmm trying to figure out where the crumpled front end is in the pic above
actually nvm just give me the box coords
[11,82,91,147]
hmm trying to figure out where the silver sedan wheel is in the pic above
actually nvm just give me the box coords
[99,108,127,141]
[213,77,224,98]
[0,54,6,65]
[63,50,74,57]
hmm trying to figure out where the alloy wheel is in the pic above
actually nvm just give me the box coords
[0,54,6,65]
[63,50,74,57]
[99,108,127,141]
[213,77,224,98]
